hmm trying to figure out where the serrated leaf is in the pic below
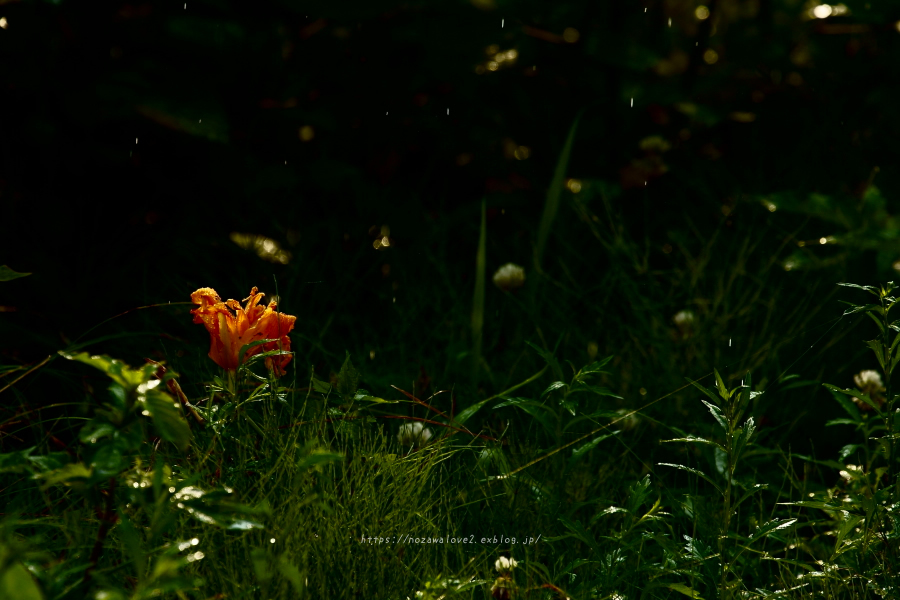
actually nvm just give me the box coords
[837,282,880,296]
[658,463,722,495]
[579,356,614,375]
[540,381,568,398]
[749,518,798,543]
[661,436,725,451]
[0,265,32,281]
[701,400,728,431]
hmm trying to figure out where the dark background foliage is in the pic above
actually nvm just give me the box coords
[2,0,900,459]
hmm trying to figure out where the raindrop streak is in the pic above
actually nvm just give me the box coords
[184,3,186,8]
[630,98,633,107]
[501,19,504,28]
[669,18,672,27]
[135,138,138,144]
[730,338,732,347]
[447,108,449,115]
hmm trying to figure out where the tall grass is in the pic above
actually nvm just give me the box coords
[2,119,899,600]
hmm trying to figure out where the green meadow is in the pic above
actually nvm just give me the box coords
[3,0,900,598]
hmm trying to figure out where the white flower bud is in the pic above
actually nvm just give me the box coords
[492,263,526,291]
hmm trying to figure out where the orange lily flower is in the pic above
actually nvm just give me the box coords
[190,286,296,377]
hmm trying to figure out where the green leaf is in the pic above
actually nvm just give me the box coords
[311,376,332,395]
[296,447,344,472]
[578,356,614,376]
[0,561,44,600]
[0,265,32,281]
[834,513,865,552]
[495,397,557,435]
[663,582,704,599]
[79,420,117,444]
[277,553,306,594]
[822,384,872,418]
[536,109,582,267]
[732,484,769,514]
[840,302,883,316]
[117,510,145,581]
[453,396,494,428]
[657,463,722,495]
[661,436,725,452]
[777,500,852,513]
[336,351,360,400]
[625,474,652,514]
[471,197,486,384]
[713,369,729,401]
[525,339,565,382]
[251,547,272,583]
[865,339,887,371]
[237,338,280,369]
[557,515,598,549]
[566,384,623,399]
[0,447,35,474]
[701,400,728,431]
[685,376,721,406]
[172,486,269,530]
[837,282,880,297]
[143,388,191,451]
[36,462,93,490]
[61,352,147,389]
[733,417,756,465]
[748,518,798,544]
[541,381,568,398]
[89,440,131,478]
[569,432,620,466]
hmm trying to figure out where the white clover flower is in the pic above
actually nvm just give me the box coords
[854,370,884,390]
[672,309,696,340]
[494,556,518,573]
[852,369,886,412]
[492,263,526,291]
[397,422,432,448]
[673,310,695,327]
